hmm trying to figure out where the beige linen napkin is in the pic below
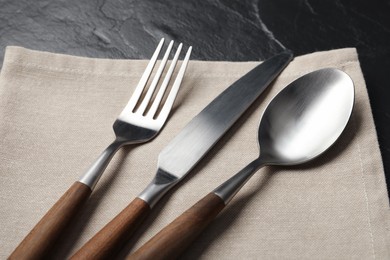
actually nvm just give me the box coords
[0,46,389,259]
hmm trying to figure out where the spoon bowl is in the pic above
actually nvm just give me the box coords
[259,68,354,165]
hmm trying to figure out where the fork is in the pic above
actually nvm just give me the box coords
[10,38,192,260]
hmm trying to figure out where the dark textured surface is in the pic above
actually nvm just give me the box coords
[0,1,389,188]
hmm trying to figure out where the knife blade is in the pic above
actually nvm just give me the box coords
[71,50,293,259]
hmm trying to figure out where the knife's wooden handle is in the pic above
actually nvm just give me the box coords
[9,181,92,260]
[127,193,225,260]
[71,197,151,260]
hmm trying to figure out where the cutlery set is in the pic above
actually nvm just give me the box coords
[9,39,355,259]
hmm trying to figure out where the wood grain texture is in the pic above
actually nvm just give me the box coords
[71,197,151,260]
[127,193,225,260]
[9,181,92,260]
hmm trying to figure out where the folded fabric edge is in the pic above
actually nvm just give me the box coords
[1,46,358,77]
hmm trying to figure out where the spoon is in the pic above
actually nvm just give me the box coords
[127,68,355,260]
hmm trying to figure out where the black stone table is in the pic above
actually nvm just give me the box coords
[1,0,389,194]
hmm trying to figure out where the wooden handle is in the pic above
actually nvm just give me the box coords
[71,197,151,260]
[128,193,225,260]
[9,181,92,260]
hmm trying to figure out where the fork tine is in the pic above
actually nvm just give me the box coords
[125,38,165,112]
[147,43,183,118]
[153,46,192,121]
[137,40,174,114]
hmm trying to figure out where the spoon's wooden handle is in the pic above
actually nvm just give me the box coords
[9,181,92,260]
[71,198,151,260]
[127,193,225,260]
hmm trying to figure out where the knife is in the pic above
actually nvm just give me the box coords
[71,50,293,259]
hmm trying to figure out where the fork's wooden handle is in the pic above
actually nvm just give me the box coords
[127,193,225,260]
[71,198,151,260]
[9,181,92,260]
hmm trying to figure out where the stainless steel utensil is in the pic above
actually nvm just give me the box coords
[10,38,192,260]
[128,68,355,260]
[71,51,293,259]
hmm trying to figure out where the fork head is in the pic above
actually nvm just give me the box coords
[114,38,192,143]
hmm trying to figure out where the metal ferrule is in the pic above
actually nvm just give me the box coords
[213,158,265,205]
[78,140,125,190]
[137,168,179,208]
